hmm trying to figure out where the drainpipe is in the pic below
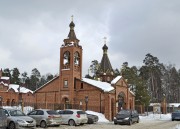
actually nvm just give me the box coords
[127,86,128,109]
[100,92,101,113]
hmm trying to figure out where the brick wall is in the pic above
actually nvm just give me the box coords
[34,75,135,120]
[0,84,34,107]
[35,77,60,107]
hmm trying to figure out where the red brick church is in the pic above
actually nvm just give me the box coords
[0,70,34,107]
[34,18,135,120]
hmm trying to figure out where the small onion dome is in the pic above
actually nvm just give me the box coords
[69,21,75,28]
[102,44,108,50]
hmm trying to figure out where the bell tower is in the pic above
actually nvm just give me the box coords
[59,16,82,104]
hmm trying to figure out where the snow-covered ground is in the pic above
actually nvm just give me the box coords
[86,110,171,122]
[140,113,180,129]
[86,110,180,129]
[140,112,171,121]
[3,106,180,129]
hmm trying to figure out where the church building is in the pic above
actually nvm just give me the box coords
[0,69,34,107]
[34,18,135,120]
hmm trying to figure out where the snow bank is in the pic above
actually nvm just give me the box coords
[3,106,34,114]
[86,110,109,122]
[140,112,171,121]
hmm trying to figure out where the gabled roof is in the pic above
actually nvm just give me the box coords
[111,76,135,96]
[129,88,135,96]
[111,76,122,84]
[0,76,10,86]
[82,78,114,92]
[34,76,59,92]
[0,81,8,86]
[0,77,32,93]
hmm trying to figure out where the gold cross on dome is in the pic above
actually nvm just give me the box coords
[104,37,107,44]
[71,15,74,21]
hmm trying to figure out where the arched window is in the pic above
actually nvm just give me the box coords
[63,51,70,65]
[74,52,80,65]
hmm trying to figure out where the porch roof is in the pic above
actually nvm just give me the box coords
[82,78,114,92]
[111,76,122,84]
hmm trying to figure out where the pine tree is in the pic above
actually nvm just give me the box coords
[38,75,46,87]
[30,68,41,91]
[46,73,54,82]
[2,68,12,78]
[11,68,20,84]
[21,71,28,86]
[141,53,163,102]
[120,62,150,105]
[89,60,100,79]
[169,67,179,102]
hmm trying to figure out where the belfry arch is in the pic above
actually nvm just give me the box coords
[74,51,80,65]
[63,51,70,69]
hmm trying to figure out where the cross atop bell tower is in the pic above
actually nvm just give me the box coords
[63,15,80,47]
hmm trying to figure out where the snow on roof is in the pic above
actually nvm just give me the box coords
[61,69,70,71]
[0,81,8,86]
[1,76,10,80]
[111,76,122,84]
[149,103,162,106]
[129,89,135,96]
[8,84,33,94]
[82,78,114,92]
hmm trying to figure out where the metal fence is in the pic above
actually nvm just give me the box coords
[2,102,103,113]
[2,101,177,114]
[135,105,176,115]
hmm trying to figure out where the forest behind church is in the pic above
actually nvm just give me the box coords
[87,53,180,105]
[2,53,180,105]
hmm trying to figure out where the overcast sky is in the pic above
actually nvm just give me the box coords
[1,0,180,77]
